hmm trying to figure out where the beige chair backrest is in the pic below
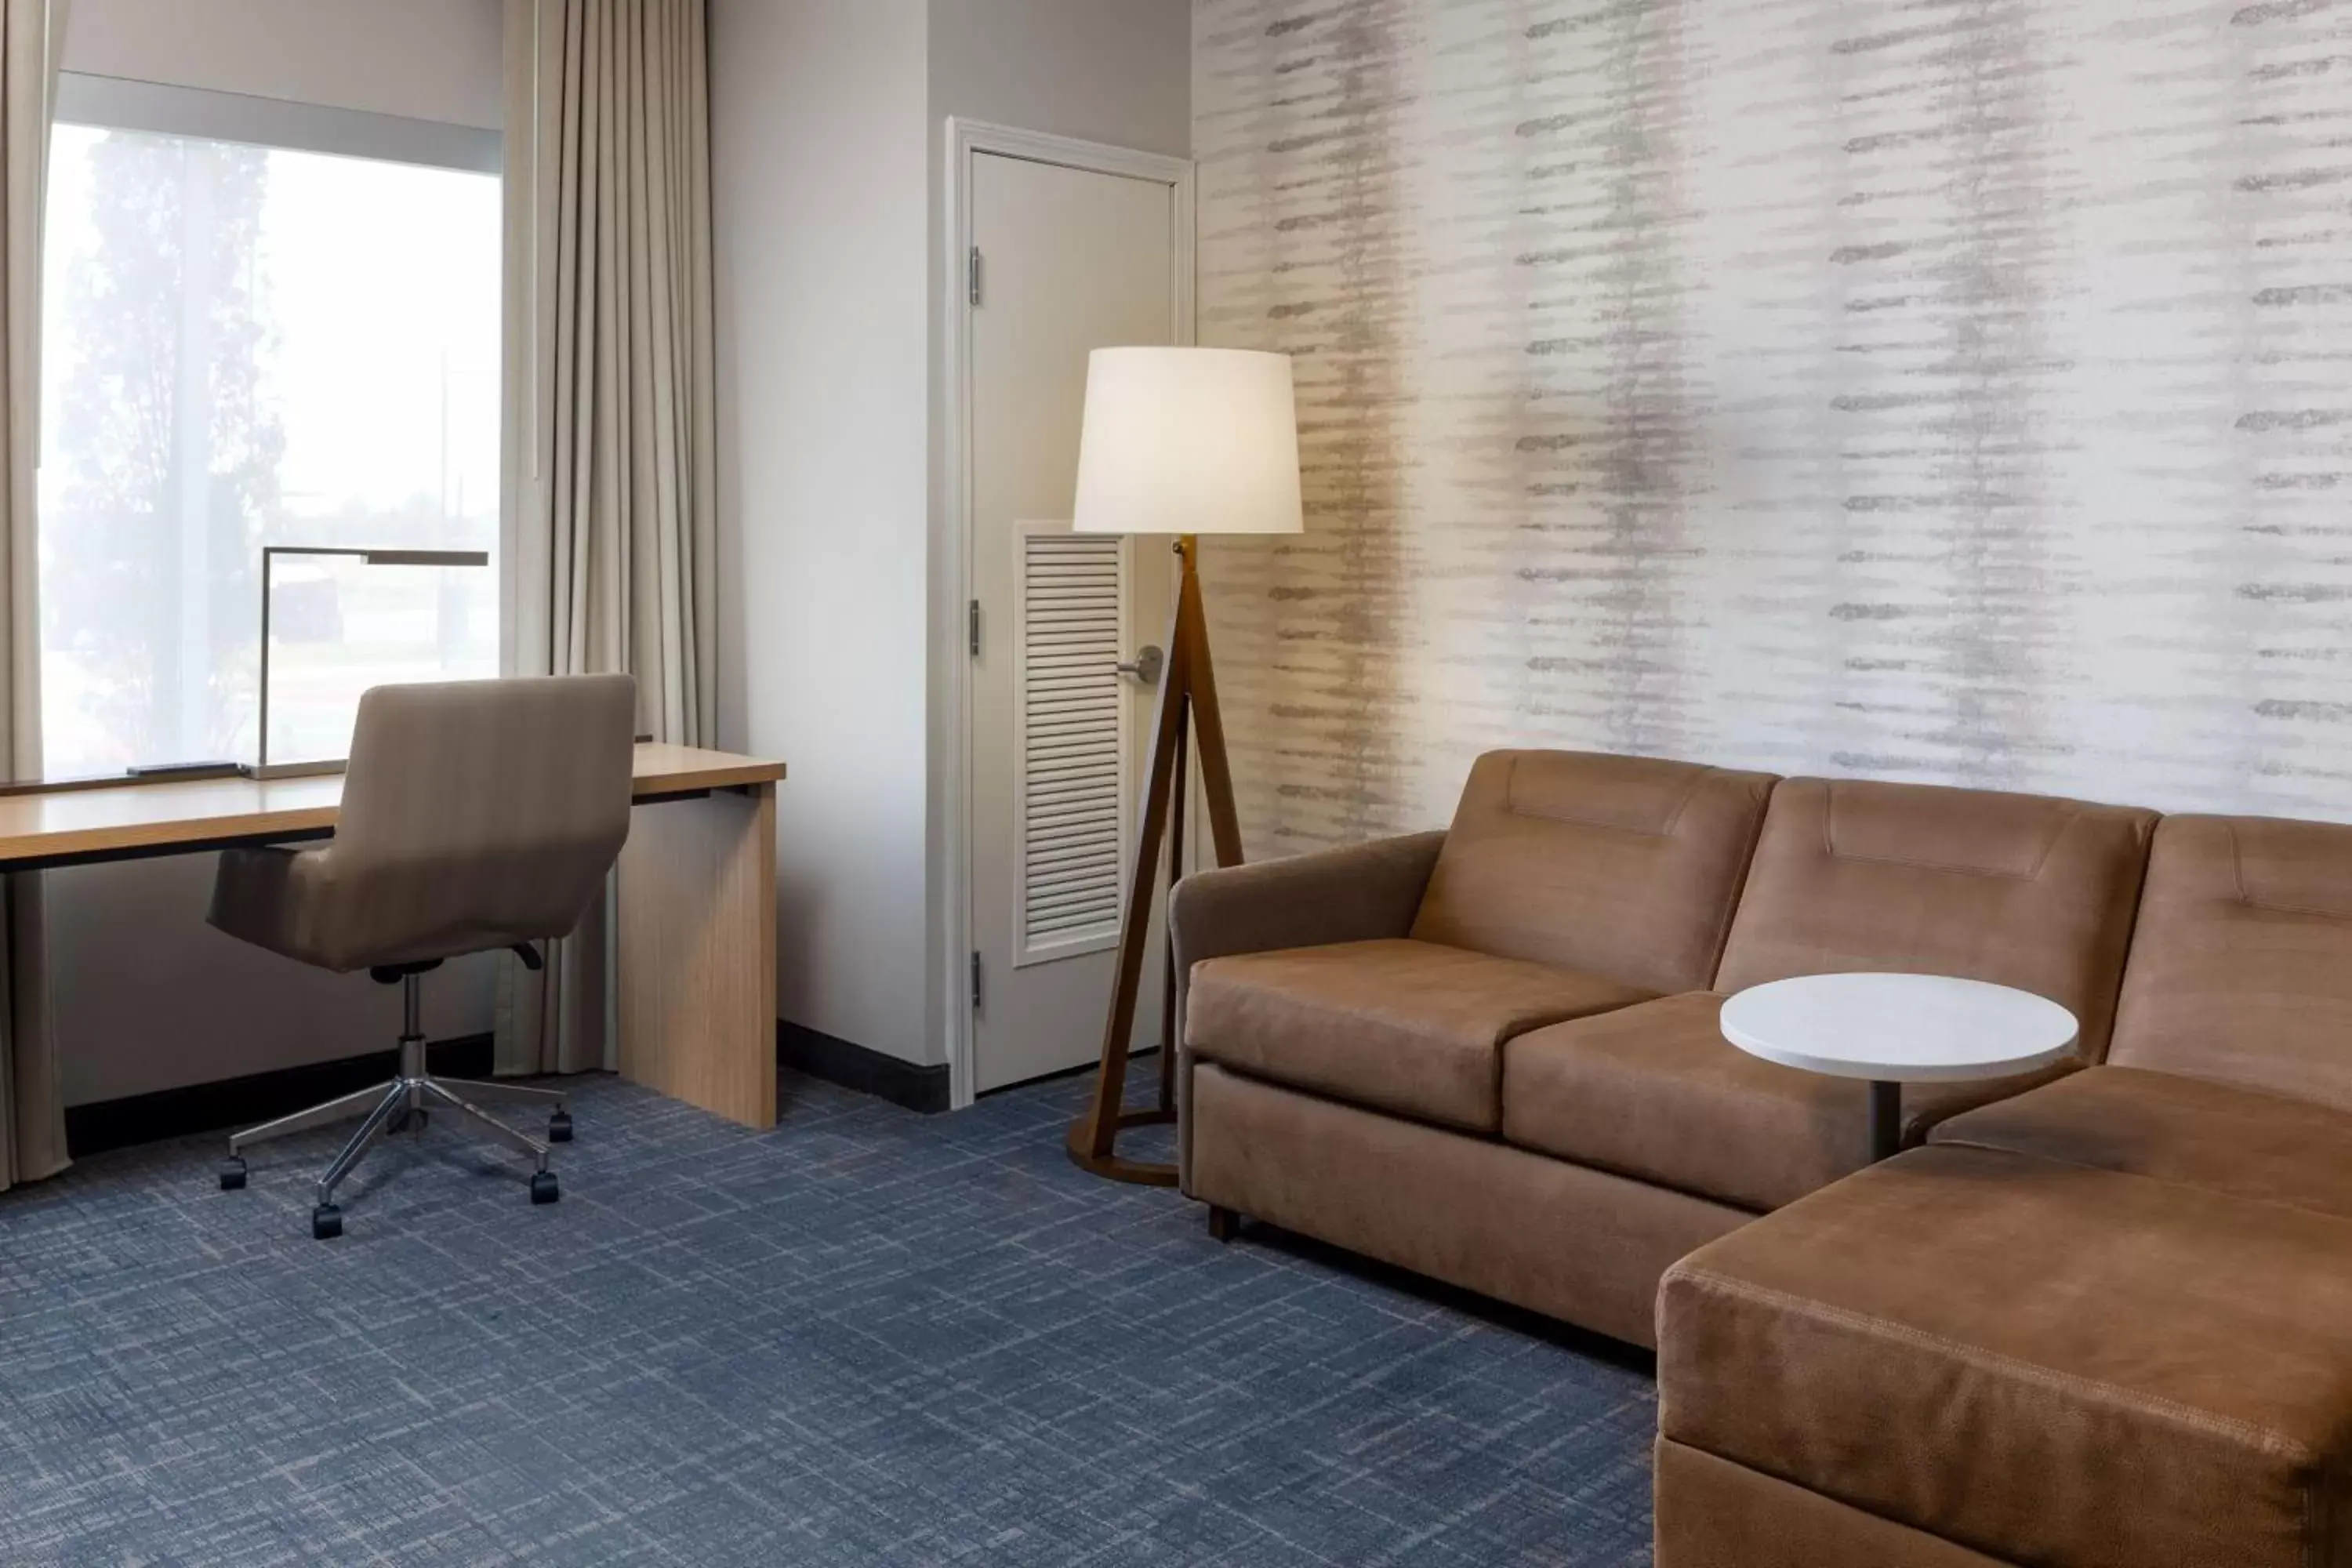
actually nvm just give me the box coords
[289,675,637,969]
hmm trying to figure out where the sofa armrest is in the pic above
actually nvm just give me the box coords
[1171,829,1447,982]
[1171,830,1446,1196]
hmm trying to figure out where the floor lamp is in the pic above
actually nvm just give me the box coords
[1063,347,1304,1185]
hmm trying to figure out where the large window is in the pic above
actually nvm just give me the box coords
[38,104,500,778]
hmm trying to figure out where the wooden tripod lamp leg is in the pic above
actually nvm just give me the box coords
[1174,545,1243,870]
[1157,715,1187,1116]
[1066,535,1239,1186]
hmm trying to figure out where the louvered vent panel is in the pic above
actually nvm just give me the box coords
[1015,530,1126,962]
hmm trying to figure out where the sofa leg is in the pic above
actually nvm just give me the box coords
[1207,1205,1241,1243]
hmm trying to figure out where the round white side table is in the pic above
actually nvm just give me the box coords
[1719,972,2079,1162]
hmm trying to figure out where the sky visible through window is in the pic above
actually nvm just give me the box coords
[38,124,500,778]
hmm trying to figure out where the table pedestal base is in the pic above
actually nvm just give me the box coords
[1869,1080,1902,1163]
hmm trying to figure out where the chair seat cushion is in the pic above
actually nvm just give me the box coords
[1504,993,2067,1212]
[1932,1063,2352,1222]
[1659,1145,2352,1568]
[1184,938,1653,1133]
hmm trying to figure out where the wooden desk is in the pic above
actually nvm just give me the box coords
[0,744,786,1131]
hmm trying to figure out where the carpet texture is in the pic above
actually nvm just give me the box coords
[0,1069,1657,1565]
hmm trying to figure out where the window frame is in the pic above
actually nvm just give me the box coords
[54,72,499,175]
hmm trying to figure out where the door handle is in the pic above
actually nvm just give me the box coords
[1116,645,1165,688]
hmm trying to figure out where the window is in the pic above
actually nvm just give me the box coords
[38,96,500,777]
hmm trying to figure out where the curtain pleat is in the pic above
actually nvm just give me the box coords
[0,0,68,1193]
[495,0,717,1078]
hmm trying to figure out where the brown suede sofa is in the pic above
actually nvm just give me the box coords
[1171,750,2154,1346]
[1656,809,2352,1568]
[1174,750,2352,1566]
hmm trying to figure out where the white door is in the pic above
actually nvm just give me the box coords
[967,150,1181,1094]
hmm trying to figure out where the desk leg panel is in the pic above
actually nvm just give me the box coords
[617,784,777,1129]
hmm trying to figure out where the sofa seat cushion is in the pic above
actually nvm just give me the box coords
[1659,1145,2352,1568]
[1932,1063,2352,1222]
[1185,938,1653,1133]
[1504,993,2070,1212]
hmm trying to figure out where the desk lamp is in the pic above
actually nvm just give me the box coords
[247,546,490,779]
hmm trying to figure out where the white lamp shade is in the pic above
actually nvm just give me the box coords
[1071,347,1304,536]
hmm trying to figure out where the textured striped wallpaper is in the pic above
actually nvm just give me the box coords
[1193,0,2352,853]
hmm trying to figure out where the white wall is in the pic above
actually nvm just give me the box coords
[53,0,504,1106]
[710,0,936,1064]
[925,0,1189,162]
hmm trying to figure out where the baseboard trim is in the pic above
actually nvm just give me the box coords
[64,1033,497,1159]
[71,1020,959,1156]
[778,1021,950,1114]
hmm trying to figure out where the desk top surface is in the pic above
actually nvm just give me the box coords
[0,744,786,866]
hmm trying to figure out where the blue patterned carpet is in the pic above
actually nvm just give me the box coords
[0,1067,1657,1565]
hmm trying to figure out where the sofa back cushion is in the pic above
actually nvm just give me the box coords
[2108,815,2352,1111]
[1410,751,1776,994]
[1715,779,2157,1059]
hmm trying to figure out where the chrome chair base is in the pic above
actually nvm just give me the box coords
[219,975,568,1238]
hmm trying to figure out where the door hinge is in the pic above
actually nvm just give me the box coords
[968,598,982,658]
[969,951,984,1011]
[967,245,983,307]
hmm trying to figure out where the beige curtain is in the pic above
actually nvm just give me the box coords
[495,0,717,1076]
[0,0,66,1192]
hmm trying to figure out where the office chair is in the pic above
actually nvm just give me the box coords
[209,674,637,1239]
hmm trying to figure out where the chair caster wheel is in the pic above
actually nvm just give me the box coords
[530,1171,559,1205]
[547,1111,573,1144]
[311,1203,343,1240]
[219,1157,247,1191]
